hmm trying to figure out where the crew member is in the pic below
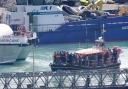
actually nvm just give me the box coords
[95,36,105,47]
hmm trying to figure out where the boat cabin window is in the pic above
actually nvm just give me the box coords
[16,0,79,6]
[16,0,47,5]
[16,0,28,5]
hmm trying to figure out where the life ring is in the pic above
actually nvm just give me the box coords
[17,25,26,36]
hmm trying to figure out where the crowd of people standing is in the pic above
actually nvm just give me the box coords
[52,47,120,68]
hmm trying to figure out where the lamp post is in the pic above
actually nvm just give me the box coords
[29,23,35,88]
[29,19,35,89]
[28,9,38,88]
[32,39,35,89]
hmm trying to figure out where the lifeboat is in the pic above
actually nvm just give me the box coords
[50,37,121,71]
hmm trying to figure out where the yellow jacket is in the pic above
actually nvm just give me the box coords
[80,0,89,3]
[95,0,104,10]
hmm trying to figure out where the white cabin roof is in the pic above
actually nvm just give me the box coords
[75,48,104,55]
[0,24,13,37]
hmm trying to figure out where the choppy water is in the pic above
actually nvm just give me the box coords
[0,41,128,73]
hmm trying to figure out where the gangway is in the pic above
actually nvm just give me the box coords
[0,69,128,89]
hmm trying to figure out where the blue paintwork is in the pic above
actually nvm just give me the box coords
[37,16,128,44]
[10,16,128,44]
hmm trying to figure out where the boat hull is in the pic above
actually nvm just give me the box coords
[0,44,22,64]
[38,29,101,44]
[17,44,32,60]
[37,16,128,44]
[50,63,120,71]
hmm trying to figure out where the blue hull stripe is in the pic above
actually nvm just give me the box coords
[0,44,29,46]
[27,11,63,15]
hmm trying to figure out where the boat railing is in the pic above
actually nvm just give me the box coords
[13,31,33,38]
[29,24,63,32]
[52,48,120,68]
[0,31,35,43]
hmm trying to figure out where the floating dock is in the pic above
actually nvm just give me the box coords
[0,69,128,89]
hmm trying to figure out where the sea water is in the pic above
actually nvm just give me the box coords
[0,41,128,73]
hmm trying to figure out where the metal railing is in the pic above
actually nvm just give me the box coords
[0,68,128,89]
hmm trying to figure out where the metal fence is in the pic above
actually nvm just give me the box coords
[0,68,128,89]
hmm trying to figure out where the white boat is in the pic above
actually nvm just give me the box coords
[0,24,37,64]
[17,45,32,60]
[16,31,37,60]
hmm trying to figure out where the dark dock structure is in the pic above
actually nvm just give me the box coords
[0,68,128,89]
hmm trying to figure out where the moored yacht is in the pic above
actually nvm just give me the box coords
[16,31,37,61]
[0,24,37,64]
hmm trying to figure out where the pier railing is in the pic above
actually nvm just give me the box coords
[1,68,128,89]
